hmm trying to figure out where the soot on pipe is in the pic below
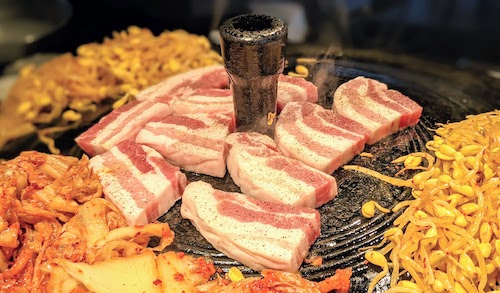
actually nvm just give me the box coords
[220,14,287,137]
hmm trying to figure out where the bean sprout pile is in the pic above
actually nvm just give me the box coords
[346,110,500,293]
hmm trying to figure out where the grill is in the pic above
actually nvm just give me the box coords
[1,47,498,292]
[159,50,499,292]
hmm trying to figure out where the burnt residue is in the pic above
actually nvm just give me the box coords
[220,14,287,47]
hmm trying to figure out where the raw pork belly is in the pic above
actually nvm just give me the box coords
[275,102,370,174]
[135,65,229,101]
[89,140,187,226]
[172,88,233,115]
[134,64,316,114]
[225,132,337,208]
[136,113,234,178]
[172,74,317,115]
[277,75,318,111]
[75,97,172,157]
[180,181,321,272]
[333,76,423,144]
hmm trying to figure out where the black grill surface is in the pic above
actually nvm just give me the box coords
[3,51,499,292]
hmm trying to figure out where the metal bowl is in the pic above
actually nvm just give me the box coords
[0,0,72,64]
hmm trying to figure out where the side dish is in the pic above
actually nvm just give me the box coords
[348,110,500,292]
[0,152,194,291]
[0,27,223,153]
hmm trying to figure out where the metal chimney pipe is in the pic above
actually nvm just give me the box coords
[220,14,287,137]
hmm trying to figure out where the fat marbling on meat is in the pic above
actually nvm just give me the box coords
[135,64,318,114]
[171,88,233,115]
[135,65,229,101]
[89,140,187,226]
[277,74,318,112]
[135,112,234,178]
[180,181,321,272]
[275,102,370,174]
[225,132,337,208]
[75,97,172,157]
[333,76,423,144]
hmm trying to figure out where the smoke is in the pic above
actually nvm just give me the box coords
[209,0,229,45]
[310,46,340,108]
[303,0,352,107]
[210,0,349,107]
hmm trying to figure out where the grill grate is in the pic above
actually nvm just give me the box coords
[159,57,496,292]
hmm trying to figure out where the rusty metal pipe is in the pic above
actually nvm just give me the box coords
[220,14,287,136]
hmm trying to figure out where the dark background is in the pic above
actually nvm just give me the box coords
[58,1,500,64]
[2,0,500,73]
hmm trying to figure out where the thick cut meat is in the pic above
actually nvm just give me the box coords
[135,65,229,101]
[333,76,423,144]
[89,140,187,226]
[225,132,337,208]
[277,75,318,112]
[275,102,370,174]
[135,64,316,115]
[172,88,233,115]
[75,97,172,157]
[136,113,234,178]
[171,75,317,115]
[180,181,321,272]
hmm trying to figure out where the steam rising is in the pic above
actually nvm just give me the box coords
[210,0,229,44]
[211,0,350,106]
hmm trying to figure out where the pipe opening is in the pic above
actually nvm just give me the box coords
[232,15,274,32]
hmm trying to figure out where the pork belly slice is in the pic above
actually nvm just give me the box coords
[135,65,229,101]
[180,181,321,272]
[333,76,423,144]
[172,88,233,115]
[171,75,317,115]
[89,140,187,226]
[134,66,316,114]
[277,75,318,112]
[136,113,234,178]
[225,132,337,208]
[75,97,173,157]
[275,102,370,174]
